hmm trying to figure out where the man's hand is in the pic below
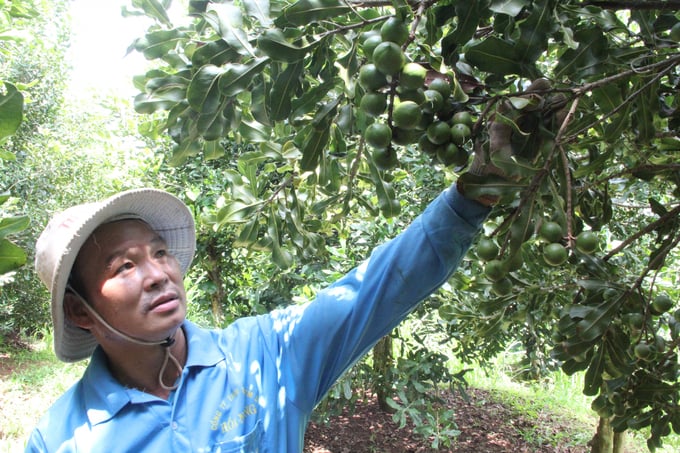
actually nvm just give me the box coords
[459,79,567,206]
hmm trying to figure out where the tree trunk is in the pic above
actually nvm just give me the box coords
[589,417,626,453]
[206,241,225,326]
[373,335,395,413]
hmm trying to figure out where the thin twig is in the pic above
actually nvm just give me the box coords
[604,204,680,261]
[572,55,680,96]
[585,163,680,190]
[580,0,680,10]
[562,59,679,144]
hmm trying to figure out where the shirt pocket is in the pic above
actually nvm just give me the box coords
[210,420,263,453]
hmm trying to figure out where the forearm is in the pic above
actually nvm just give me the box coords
[278,183,490,408]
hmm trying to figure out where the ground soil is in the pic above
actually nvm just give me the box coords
[303,389,593,453]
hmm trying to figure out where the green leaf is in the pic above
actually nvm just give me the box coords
[238,119,271,143]
[217,58,269,97]
[576,299,618,342]
[310,193,342,216]
[169,139,202,167]
[277,0,351,27]
[515,2,551,63]
[269,61,304,121]
[267,208,293,269]
[145,75,189,103]
[490,153,539,180]
[234,217,261,247]
[631,10,656,43]
[554,27,609,79]
[290,79,335,121]
[299,125,330,172]
[243,0,273,26]
[440,1,487,65]
[632,79,657,143]
[187,1,209,14]
[336,37,360,80]
[133,92,179,114]
[217,200,263,224]
[489,0,529,17]
[284,194,306,249]
[0,239,26,274]
[583,345,605,396]
[507,197,537,255]
[197,110,227,140]
[257,28,316,63]
[591,82,623,113]
[311,97,341,130]
[133,28,186,59]
[0,83,24,140]
[479,312,505,337]
[131,0,172,27]
[202,140,225,160]
[0,149,15,161]
[187,65,224,113]
[603,328,633,378]
[237,152,270,180]
[191,39,240,68]
[0,216,29,240]
[465,37,527,76]
[575,279,614,292]
[441,1,485,48]
[204,3,256,56]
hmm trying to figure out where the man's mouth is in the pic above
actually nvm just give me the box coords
[149,292,180,313]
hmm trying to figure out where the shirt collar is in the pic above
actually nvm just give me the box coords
[183,320,226,368]
[81,321,225,425]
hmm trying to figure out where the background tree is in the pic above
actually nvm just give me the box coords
[0,0,36,283]
[0,0,172,338]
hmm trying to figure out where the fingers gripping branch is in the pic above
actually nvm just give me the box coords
[459,79,568,206]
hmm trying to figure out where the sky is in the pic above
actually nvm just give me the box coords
[67,0,151,97]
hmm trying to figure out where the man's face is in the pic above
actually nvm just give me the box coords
[71,219,187,343]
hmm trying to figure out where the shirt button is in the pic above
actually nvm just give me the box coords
[171,421,178,430]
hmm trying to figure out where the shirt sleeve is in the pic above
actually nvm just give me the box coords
[258,186,490,412]
[23,429,46,452]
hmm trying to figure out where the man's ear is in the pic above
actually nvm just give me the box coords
[64,292,95,330]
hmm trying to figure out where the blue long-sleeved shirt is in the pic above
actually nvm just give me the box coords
[25,187,489,452]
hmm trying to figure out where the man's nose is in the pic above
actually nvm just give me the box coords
[142,258,168,290]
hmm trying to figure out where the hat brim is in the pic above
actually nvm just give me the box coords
[49,188,195,362]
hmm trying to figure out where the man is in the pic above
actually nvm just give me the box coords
[27,82,559,452]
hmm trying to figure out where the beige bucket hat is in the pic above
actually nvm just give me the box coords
[34,188,196,362]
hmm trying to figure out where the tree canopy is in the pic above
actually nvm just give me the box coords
[125,0,680,449]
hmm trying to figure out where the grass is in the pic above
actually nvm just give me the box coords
[455,346,680,453]
[0,335,86,453]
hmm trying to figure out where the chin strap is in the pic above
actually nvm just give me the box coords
[159,345,182,391]
[66,285,183,391]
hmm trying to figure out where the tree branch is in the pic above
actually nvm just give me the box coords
[603,203,680,261]
[561,55,680,144]
[581,0,680,10]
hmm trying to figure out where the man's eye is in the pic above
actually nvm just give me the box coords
[156,249,168,258]
[116,262,134,274]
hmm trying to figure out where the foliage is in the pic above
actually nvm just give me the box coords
[171,151,322,326]
[0,0,41,281]
[386,332,468,450]
[128,0,680,449]
[0,0,171,336]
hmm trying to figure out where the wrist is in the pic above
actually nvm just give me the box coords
[456,179,499,207]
